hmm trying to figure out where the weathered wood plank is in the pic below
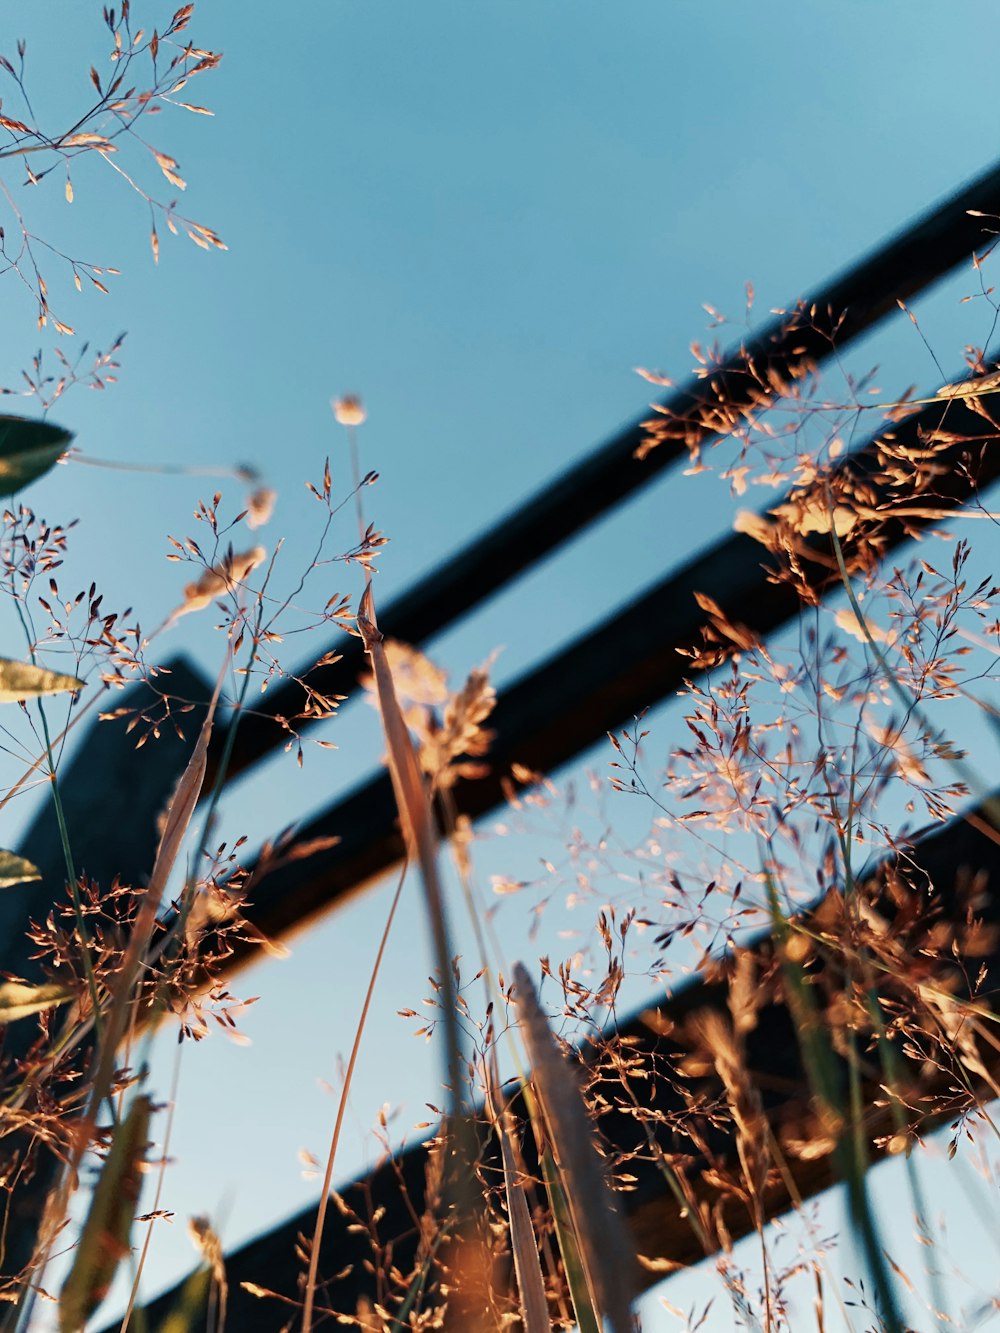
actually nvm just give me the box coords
[204,159,1000,788]
[112,795,1000,1331]
[219,392,1000,968]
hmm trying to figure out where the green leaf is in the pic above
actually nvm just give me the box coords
[60,1095,152,1333]
[0,657,83,702]
[539,1145,601,1333]
[0,415,73,493]
[0,980,74,1021]
[0,850,41,888]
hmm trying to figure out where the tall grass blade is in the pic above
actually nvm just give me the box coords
[485,1064,551,1333]
[512,962,635,1333]
[88,660,225,1118]
[0,658,83,702]
[356,585,482,1320]
[763,873,904,1333]
[538,1144,601,1333]
[39,662,226,1288]
[356,585,464,1114]
[59,1095,151,1333]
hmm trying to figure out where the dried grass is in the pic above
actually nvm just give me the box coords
[3,147,1000,1333]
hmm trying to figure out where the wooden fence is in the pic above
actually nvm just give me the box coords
[6,160,1000,1327]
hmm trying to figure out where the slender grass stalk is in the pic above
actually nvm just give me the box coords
[763,863,905,1333]
[0,684,102,818]
[386,1229,447,1333]
[484,1055,551,1333]
[813,672,947,1325]
[437,790,593,1331]
[118,1035,185,1332]
[28,657,227,1322]
[512,962,636,1333]
[356,588,467,1119]
[300,861,407,1331]
[355,585,487,1324]
[538,1144,601,1333]
[854,951,951,1328]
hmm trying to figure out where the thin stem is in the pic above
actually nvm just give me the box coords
[9,589,103,1037]
[301,862,408,1331]
[118,1038,184,1333]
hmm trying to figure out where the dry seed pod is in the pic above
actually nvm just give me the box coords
[333,394,367,425]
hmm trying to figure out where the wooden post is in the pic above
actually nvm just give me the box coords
[0,657,213,1285]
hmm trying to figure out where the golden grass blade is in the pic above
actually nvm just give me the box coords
[485,1063,552,1333]
[356,585,464,1115]
[0,981,74,1022]
[91,657,226,1111]
[58,1095,151,1333]
[0,657,82,702]
[511,962,636,1333]
[538,1143,601,1333]
[0,850,41,888]
[40,662,227,1282]
[500,1110,551,1333]
[357,585,437,868]
[356,584,481,1322]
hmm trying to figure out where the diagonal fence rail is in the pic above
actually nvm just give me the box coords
[224,389,1000,966]
[11,160,1000,1321]
[203,156,1000,790]
[106,794,1000,1331]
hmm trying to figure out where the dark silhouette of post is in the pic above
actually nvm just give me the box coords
[0,660,211,1283]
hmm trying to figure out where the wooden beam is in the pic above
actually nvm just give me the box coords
[204,159,1000,789]
[10,657,213,978]
[111,794,1000,1331]
[222,392,1000,967]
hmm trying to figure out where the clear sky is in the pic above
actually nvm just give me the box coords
[2,3,1000,1329]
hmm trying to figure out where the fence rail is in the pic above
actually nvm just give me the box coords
[10,161,1000,1324]
[106,795,1000,1331]
[226,390,1000,965]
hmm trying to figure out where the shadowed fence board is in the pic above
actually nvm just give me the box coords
[10,656,213,982]
[0,659,212,1283]
[222,391,1000,967]
[204,157,1000,789]
[112,794,1000,1332]
[9,162,1000,1323]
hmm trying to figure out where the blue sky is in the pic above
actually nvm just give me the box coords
[3,2,1000,1328]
